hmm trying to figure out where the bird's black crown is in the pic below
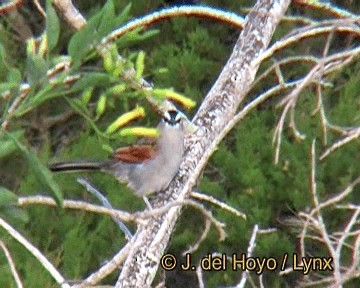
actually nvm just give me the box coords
[163,110,182,126]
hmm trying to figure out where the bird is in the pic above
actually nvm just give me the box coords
[49,110,186,197]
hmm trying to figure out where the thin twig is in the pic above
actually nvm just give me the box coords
[320,127,360,160]
[0,241,23,288]
[100,6,244,48]
[33,0,46,18]
[53,0,86,30]
[18,196,143,224]
[236,224,259,288]
[191,191,247,219]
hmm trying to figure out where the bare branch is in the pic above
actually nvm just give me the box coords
[0,241,23,288]
[18,196,143,224]
[320,127,360,160]
[33,0,46,18]
[53,0,86,30]
[101,6,244,48]
[190,191,247,219]
[236,224,259,288]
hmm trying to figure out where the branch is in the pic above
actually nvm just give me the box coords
[0,241,23,288]
[100,6,244,48]
[115,1,291,287]
[18,196,144,224]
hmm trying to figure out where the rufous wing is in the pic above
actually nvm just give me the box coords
[113,145,157,163]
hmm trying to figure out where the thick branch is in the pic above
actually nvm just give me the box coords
[116,0,291,287]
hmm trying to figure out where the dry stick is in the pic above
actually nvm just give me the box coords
[309,175,360,215]
[293,0,359,20]
[345,233,360,280]
[53,0,86,30]
[241,7,317,25]
[254,45,359,94]
[0,241,23,288]
[273,99,291,164]
[196,261,205,288]
[33,0,46,18]
[336,209,360,275]
[272,51,335,162]
[313,83,356,139]
[139,199,227,241]
[289,104,306,141]
[0,218,66,286]
[191,191,247,219]
[315,31,334,146]
[253,20,360,67]
[18,195,226,240]
[310,140,341,286]
[315,84,328,145]
[252,56,318,87]
[272,46,360,164]
[18,196,142,224]
[320,127,360,160]
[236,224,259,288]
[100,5,244,48]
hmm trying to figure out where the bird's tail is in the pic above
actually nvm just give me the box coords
[48,161,104,172]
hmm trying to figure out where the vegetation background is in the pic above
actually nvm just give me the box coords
[0,0,359,287]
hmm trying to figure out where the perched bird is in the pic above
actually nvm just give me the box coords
[49,110,186,197]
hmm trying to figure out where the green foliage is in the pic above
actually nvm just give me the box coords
[46,0,60,52]
[0,187,28,223]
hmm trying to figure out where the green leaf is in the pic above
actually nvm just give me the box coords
[4,132,63,206]
[0,82,19,94]
[0,43,9,70]
[0,187,18,207]
[46,0,60,51]
[7,68,22,84]
[114,3,132,26]
[0,187,28,223]
[0,207,29,223]
[65,98,104,136]
[116,29,159,47]
[25,54,48,86]
[0,130,24,158]
[67,98,89,116]
[69,72,113,92]
[98,0,115,37]
[68,12,102,67]
[136,29,160,41]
